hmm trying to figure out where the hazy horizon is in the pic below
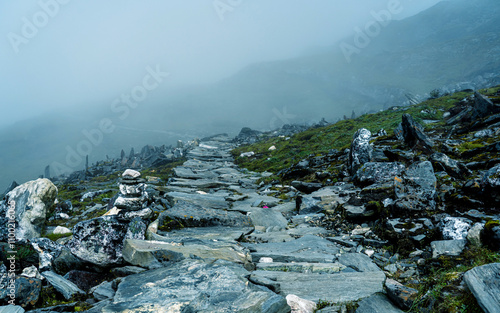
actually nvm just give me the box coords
[1,0,443,127]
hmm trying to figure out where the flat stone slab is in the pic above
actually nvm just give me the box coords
[158,226,253,242]
[245,235,340,263]
[464,263,500,313]
[160,200,251,228]
[166,191,231,209]
[256,262,346,273]
[249,207,288,229]
[103,259,289,313]
[168,179,231,190]
[338,253,382,272]
[431,240,466,258]
[122,239,253,270]
[287,225,328,237]
[41,271,85,300]
[173,167,217,180]
[356,293,404,313]
[252,270,386,302]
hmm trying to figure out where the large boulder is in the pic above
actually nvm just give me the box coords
[0,179,57,240]
[348,128,373,175]
[430,152,471,179]
[102,259,289,313]
[65,216,143,267]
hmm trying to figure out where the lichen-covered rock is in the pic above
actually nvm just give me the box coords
[0,179,57,240]
[439,217,472,240]
[0,276,42,308]
[65,216,131,267]
[348,128,373,175]
[355,162,405,186]
[393,161,437,214]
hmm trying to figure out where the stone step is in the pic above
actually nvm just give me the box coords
[252,270,386,303]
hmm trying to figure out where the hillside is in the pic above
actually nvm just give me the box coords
[1,86,500,312]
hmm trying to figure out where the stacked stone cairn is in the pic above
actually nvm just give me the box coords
[113,169,150,219]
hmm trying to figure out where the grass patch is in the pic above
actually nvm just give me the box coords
[232,90,475,174]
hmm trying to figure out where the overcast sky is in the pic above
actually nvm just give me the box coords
[0,0,443,127]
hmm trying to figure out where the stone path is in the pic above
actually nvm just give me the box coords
[108,134,391,312]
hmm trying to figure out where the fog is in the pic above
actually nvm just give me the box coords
[1,0,442,126]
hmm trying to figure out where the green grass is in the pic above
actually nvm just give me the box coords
[232,86,500,175]
[409,246,500,312]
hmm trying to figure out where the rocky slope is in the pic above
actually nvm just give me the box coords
[0,87,500,312]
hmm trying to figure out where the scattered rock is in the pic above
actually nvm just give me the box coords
[286,294,316,313]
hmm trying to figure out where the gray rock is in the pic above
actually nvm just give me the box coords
[122,238,253,270]
[467,222,485,247]
[338,253,381,272]
[93,281,115,301]
[30,238,64,272]
[158,200,251,229]
[394,161,437,213]
[439,217,471,240]
[464,263,500,313]
[173,167,216,180]
[0,306,25,313]
[42,271,85,300]
[343,204,375,220]
[431,240,466,258]
[256,262,346,274]
[165,191,229,209]
[110,266,147,277]
[482,164,500,203]
[472,91,500,119]
[244,235,340,263]
[355,162,405,186]
[0,178,57,240]
[348,128,373,175]
[250,208,288,230]
[253,270,385,303]
[291,181,323,194]
[158,226,253,242]
[355,293,404,313]
[0,276,41,307]
[66,216,131,267]
[102,259,289,313]
[53,248,84,275]
[430,152,471,179]
[401,114,434,151]
[385,279,418,310]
